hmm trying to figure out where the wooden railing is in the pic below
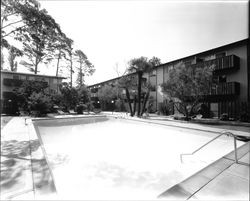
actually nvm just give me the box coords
[3,78,23,87]
[3,78,48,87]
[193,55,240,73]
[209,82,240,96]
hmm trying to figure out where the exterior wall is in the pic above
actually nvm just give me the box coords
[0,71,65,114]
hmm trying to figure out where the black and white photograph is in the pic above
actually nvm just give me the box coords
[1,0,249,200]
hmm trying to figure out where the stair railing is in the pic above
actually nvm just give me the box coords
[180,131,233,163]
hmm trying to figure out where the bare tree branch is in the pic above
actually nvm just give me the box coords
[2,19,23,29]
[2,24,27,38]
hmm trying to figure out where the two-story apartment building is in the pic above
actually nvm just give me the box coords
[0,70,65,114]
[88,38,249,118]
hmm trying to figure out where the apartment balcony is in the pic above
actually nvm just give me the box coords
[90,93,97,98]
[3,78,48,88]
[204,82,240,101]
[90,88,98,93]
[193,55,240,75]
[3,78,23,87]
[212,55,240,74]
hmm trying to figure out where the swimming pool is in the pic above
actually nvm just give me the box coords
[33,116,239,200]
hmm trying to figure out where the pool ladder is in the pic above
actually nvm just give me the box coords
[180,131,243,164]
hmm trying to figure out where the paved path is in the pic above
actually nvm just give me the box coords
[103,112,250,135]
[0,117,56,200]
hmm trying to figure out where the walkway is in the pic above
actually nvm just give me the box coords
[0,117,56,200]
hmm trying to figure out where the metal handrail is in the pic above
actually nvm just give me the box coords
[180,131,233,163]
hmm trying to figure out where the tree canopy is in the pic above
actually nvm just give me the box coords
[161,62,214,119]
[127,56,161,116]
[74,49,95,87]
[1,0,63,73]
[1,0,95,86]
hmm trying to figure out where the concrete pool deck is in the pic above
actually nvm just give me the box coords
[0,115,249,200]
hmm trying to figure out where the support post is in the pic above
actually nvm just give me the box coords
[233,136,238,163]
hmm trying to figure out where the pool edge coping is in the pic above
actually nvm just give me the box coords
[158,142,250,200]
[27,118,58,199]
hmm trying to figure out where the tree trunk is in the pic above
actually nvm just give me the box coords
[56,51,61,76]
[133,96,137,117]
[184,104,190,121]
[34,45,40,74]
[125,88,133,116]
[137,71,142,117]
[34,57,38,74]
[70,56,73,87]
[79,64,83,86]
[140,90,150,116]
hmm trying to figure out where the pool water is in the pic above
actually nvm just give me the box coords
[34,117,238,200]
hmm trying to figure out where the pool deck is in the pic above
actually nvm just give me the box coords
[1,115,249,200]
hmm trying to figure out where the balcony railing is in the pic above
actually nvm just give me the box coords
[3,78,23,87]
[212,55,240,73]
[193,55,240,74]
[3,78,48,88]
[90,88,98,93]
[209,82,240,96]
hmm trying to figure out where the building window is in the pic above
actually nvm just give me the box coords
[164,66,168,74]
[13,75,19,80]
[28,76,35,81]
[53,78,58,84]
[168,65,174,71]
[20,75,26,80]
[184,60,192,66]
[149,70,156,77]
[218,75,227,83]
[150,85,156,91]
[196,57,204,63]
[216,52,226,58]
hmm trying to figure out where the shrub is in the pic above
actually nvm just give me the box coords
[76,104,87,114]
[199,103,211,118]
[13,80,50,114]
[28,92,52,116]
[220,113,229,121]
[158,100,175,116]
[147,96,155,113]
[158,103,167,115]
[115,99,126,112]
[86,102,94,112]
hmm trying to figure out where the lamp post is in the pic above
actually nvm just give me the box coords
[8,99,12,114]
[111,100,115,114]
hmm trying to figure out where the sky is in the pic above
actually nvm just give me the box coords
[3,0,248,85]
